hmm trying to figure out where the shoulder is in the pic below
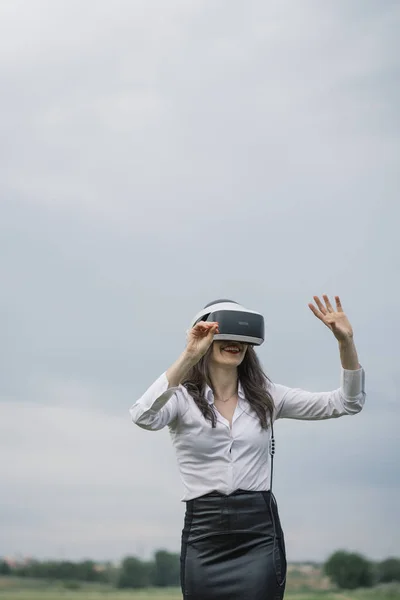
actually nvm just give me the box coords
[263,375,290,400]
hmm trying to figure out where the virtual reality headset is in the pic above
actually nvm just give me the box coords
[189,299,265,346]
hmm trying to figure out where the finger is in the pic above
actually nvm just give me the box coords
[308,303,325,321]
[313,296,327,315]
[192,323,209,337]
[335,295,343,312]
[309,304,333,329]
[194,321,216,331]
[206,323,219,334]
[205,322,219,331]
[323,294,334,312]
[194,322,219,336]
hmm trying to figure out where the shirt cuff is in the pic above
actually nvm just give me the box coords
[341,366,365,398]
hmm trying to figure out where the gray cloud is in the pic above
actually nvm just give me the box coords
[1,0,399,563]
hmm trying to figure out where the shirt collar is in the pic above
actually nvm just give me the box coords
[205,381,245,405]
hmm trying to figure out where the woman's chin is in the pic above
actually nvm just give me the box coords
[216,354,243,366]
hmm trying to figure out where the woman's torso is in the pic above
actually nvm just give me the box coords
[168,383,273,501]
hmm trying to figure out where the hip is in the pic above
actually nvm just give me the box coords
[183,489,285,542]
[180,489,287,593]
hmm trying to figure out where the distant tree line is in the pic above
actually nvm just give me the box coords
[0,550,180,588]
[1,550,400,590]
[324,551,400,590]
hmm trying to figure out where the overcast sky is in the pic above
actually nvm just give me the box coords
[1,0,399,565]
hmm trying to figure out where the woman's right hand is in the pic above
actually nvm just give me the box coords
[185,321,219,362]
[166,321,220,388]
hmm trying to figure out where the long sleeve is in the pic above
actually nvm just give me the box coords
[129,372,181,431]
[273,367,366,421]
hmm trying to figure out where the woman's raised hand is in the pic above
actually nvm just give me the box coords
[185,321,219,362]
[308,295,354,342]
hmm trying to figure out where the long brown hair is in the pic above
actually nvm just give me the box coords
[181,345,274,428]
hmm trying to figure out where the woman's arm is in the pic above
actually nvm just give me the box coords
[338,336,359,370]
[129,321,219,431]
[129,372,181,431]
[273,295,366,421]
[166,350,199,387]
[273,368,365,420]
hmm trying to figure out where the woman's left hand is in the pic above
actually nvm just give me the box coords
[308,295,353,342]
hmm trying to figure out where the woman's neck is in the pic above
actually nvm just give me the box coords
[208,365,238,401]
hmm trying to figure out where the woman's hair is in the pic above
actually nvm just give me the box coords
[181,345,274,428]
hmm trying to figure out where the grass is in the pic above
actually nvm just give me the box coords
[0,578,399,600]
[0,591,182,600]
[0,592,396,600]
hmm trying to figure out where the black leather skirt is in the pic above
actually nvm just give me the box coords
[180,489,287,600]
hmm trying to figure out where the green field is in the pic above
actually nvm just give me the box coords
[1,578,399,600]
[1,592,400,600]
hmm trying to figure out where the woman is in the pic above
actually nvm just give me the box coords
[129,295,366,600]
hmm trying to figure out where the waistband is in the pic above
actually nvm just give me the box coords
[205,488,269,496]
[186,488,271,503]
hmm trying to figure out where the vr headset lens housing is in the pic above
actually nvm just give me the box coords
[190,301,265,346]
[206,309,264,345]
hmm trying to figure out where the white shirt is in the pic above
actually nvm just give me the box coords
[129,368,366,501]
